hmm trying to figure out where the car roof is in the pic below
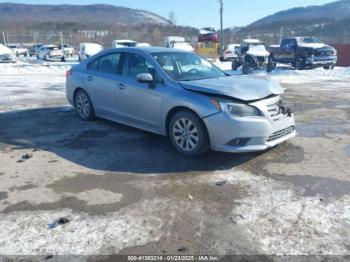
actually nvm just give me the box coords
[108,47,189,54]
[242,39,261,44]
[113,39,137,43]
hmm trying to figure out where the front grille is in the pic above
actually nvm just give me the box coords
[315,50,334,56]
[267,126,295,142]
[266,99,283,121]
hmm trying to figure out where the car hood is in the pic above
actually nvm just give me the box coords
[298,43,332,49]
[182,76,284,101]
[247,45,270,57]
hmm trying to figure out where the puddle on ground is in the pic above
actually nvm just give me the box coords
[271,174,350,199]
[296,121,350,137]
[0,191,8,201]
[344,145,350,156]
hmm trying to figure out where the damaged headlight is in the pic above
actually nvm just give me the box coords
[226,103,260,117]
[211,98,260,117]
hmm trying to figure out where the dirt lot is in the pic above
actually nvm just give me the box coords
[0,58,349,258]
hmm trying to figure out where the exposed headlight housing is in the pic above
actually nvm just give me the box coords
[226,103,260,117]
[210,98,261,117]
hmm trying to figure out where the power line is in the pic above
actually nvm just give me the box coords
[224,0,329,13]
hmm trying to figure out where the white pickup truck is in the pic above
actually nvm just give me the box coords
[7,44,28,57]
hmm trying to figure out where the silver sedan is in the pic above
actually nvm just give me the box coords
[66,47,296,156]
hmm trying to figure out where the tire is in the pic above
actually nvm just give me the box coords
[242,63,249,75]
[323,64,334,70]
[295,59,304,70]
[24,52,28,57]
[16,52,19,57]
[231,60,239,71]
[44,55,49,61]
[61,56,67,62]
[74,89,95,121]
[267,61,274,73]
[169,110,209,156]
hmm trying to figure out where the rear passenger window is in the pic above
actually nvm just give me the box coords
[99,53,122,75]
[88,59,99,71]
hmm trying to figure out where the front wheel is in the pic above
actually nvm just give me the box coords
[169,110,209,156]
[74,89,95,121]
[323,64,335,70]
[295,59,304,70]
[231,60,240,71]
[242,63,249,75]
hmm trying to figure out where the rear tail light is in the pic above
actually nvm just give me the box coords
[66,70,72,78]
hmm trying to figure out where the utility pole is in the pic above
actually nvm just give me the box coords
[218,0,224,57]
[279,26,284,45]
[2,32,6,45]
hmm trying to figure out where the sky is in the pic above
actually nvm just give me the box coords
[0,0,337,28]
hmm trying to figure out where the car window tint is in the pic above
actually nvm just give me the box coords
[98,53,122,75]
[124,53,152,79]
[88,58,99,71]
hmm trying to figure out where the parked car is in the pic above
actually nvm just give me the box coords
[112,40,137,48]
[223,44,240,61]
[59,44,75,57]
[164,36,186,48]
[232,39,273,74]
[0,44,15,63]
[79,43,103,61]
[66,47,295,156]
[170,41,195,52]
[7,43,28,57]
[268,37,337,70]
[37,45,64,61]
[198,28,218,42]
[29,44,44,57]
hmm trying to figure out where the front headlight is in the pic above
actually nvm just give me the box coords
[226,103,260,117]
[210,99,261,117]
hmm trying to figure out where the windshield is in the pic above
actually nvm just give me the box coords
[300,37,322,43]
[152,52,226,81]
[119,42,137,47]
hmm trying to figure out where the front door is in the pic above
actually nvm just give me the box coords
[116,52,164,131]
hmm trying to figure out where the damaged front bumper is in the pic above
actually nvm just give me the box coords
[203,96,296,153]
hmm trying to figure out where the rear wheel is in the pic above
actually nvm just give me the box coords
[169,110,209,156]
[74,89,95,121]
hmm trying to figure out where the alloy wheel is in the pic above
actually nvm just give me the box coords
[76,91,91,119]
[172,117,199,151]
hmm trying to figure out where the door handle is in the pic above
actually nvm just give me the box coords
[87,75,93,81]
[118,83,126,90]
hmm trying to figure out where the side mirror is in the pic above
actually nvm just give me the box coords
[137,73,153,83]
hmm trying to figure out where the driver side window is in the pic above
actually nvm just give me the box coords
[124,53,162,82]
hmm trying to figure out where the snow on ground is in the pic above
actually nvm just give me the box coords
[0,57,78,112]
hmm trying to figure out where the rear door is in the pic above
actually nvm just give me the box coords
[116,52,165,131]
[84,52,124,118]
